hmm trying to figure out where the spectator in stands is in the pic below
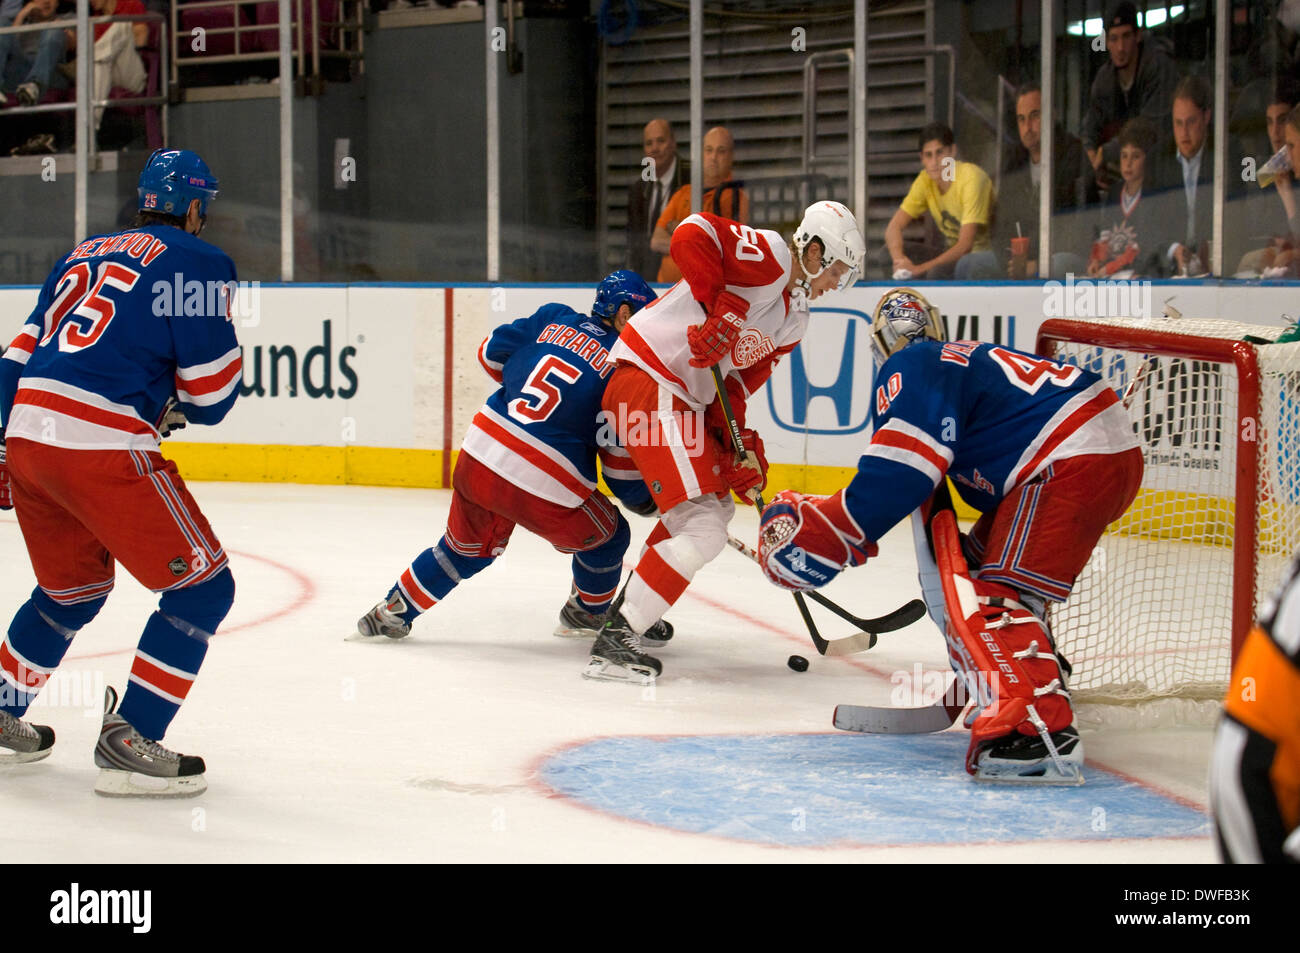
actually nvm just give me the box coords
[650,124,748,283]
[1086,117,1170,277]
[993,81,1088,278]
[625,118,687,281]
[883,121,997,279]
[0,0,70,108]
[1081,1,1178,193]
[1234,81,1300,276]
[62,0,147,130]
[1150,75,1232,276]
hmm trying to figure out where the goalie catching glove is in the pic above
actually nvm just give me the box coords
[687,291,749,368]
[758,489,877,590]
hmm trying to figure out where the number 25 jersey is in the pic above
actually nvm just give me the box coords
[0,224,242,451]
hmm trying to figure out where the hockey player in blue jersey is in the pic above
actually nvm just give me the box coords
[355,271,667,647]
[757,288,1144,783]
[0,149,240,797]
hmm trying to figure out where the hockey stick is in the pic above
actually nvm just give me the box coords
[709,364,831,656]
[725,535,927,653]
[832,697,967,734]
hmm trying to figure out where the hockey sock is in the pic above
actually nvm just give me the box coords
[0,588,107,717]
[118,569,234,741]
[621,498,731,634]
[391,538,494,624]
[571,515,630,614]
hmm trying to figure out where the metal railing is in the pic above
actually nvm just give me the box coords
[169,0,365,88]
[0,11,169,156]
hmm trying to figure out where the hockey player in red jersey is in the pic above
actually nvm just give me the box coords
[354,271,663,645]
[587,201,866,681]
[0,149,240,797]
[756,288,1144,783]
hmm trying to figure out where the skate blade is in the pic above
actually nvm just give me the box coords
[345,627,408,643]
[0,747,53,765]
[973,762,1085,786]
[581,657,659,683]
[553,623,600,640]
[94,768,208,799]
[639,633,671,648]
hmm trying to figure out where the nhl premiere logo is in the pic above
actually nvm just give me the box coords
[168,557,188,576]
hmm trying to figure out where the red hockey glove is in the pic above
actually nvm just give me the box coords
[704,374,747,434]
[687,291,749,368]
[758,489,878,591]
[719,427,767,504]
[0,442,12,510]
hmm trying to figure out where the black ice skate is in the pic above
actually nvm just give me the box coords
[354,592,412,640]
[93,687,207,798]
[0,709,54,764]
[554,593,608,639]
[583,611,662,682]
[556,592,674,645]
[972,725,1084,785]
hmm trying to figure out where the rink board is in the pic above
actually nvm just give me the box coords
[1,280,1293,502]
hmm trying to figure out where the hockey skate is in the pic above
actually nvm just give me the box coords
[354,592,412,640]
[555,592,674,645]
[583,611,662,682]
[93,687,207,798]
[972,724,1084,785]
[0,709,55,764]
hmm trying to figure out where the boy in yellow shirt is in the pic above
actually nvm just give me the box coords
[884,123,998,279]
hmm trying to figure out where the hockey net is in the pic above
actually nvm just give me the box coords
[1036,316,1300,708]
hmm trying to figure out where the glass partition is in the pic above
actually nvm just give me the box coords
[0,2,1288,287]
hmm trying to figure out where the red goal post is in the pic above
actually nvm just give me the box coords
[1035,317,1294,704]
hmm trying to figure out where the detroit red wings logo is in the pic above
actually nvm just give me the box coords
[731,328,775,367]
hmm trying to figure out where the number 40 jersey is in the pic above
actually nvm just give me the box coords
[0,224,242,450]
[843,339,1141,543]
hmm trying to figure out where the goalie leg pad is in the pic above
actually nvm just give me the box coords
[931,510,1081,783]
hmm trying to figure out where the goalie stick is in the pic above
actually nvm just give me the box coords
[832,698,967,734]
[724,535,927,654]
[832,486,966,730]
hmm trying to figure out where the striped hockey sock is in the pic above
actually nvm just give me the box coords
[1,589,107,717]
[390,538,494,624]
[118,612,208,742]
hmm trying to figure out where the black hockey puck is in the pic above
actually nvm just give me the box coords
[787,654,809,672]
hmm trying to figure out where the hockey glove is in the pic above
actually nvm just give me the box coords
[687,291,749,368]
[758,489,878,591]
[0,442,10,511]
[719,428,767,504]
[158,401,188,439]
[704,374,747,434]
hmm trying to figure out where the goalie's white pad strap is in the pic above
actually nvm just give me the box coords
[910,509,949,636]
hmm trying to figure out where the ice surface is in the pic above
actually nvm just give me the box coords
[0,483,1216,862]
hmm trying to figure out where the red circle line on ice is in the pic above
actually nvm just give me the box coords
[63,549,317,661]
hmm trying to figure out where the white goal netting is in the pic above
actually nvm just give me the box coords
[1040,317,1300,705]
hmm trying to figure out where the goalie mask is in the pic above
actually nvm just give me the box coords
[871,288,944,368]
[792,201,866,294]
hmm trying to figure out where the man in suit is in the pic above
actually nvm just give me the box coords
[1150,74,1242,276]
[625,118,688,279]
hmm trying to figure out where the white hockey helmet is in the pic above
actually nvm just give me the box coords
[792,201,866,293]
[871,288,944,367]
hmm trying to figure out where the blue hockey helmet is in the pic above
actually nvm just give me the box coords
[138,149,220,218]
[592,270,656,324]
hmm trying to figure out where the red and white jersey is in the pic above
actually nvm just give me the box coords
[609,212,807,408]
